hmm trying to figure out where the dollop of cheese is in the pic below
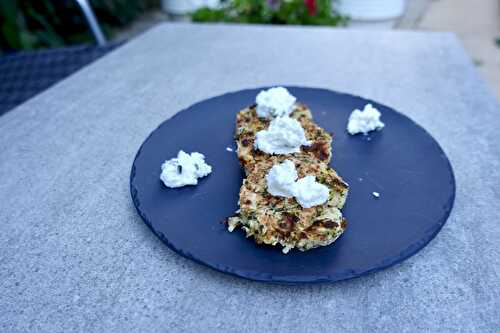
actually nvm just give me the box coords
[254,116,311,154]
[293,175,330,208]
[160,151,212,188]
[266,160,298,197]
[347,104,385,135]
[256,87,297,118]
[266,160,330,208]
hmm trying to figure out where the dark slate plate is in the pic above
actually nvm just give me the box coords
[130,87,455,284]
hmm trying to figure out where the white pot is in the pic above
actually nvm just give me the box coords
[336,0,406,21]
[161,0,220,15]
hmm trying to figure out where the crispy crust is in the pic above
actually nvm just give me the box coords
[228,156,349,253]
[235,103,332,175]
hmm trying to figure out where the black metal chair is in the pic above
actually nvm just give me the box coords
[0,0,121,116]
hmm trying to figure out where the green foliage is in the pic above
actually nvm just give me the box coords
[0,0,159,52]
[191,7,227,23]
[192,0,348,26]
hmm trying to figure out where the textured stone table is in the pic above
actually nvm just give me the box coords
[1,23,499,332]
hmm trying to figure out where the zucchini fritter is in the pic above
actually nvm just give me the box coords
[228,156,348,253]
[235,103,332,175]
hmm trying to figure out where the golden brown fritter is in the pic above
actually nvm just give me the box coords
[228,155,348,253]
[235,103,332,175]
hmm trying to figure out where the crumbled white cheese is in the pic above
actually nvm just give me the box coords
[256,87,297,118]
[372,191,380,198]
[293,175,330,208]
[254,116,311,155]
[160,151,212,188]
[226,147,233,152]
[266,160,298,198]
[266,160,330,208]
[347,104,385,135]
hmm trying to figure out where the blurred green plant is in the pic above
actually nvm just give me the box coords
[192,0,348,26]
[0,0,159,52]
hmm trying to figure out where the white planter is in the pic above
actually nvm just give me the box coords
[336,0,406,29]
[161,0,220,16]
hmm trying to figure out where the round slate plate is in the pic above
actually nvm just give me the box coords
[130,87,455,284]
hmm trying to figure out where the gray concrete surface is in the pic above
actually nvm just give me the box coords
[116,1,500,101]
[1,23,499,332]
[397,0,431,28]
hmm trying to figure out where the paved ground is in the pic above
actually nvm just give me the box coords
[115,1,500,100]
[412,0,500,100]
[113,11,170,42]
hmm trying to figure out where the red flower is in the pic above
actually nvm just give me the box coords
[304,0,317,16]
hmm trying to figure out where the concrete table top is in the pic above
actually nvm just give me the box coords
[0,23,498,332]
